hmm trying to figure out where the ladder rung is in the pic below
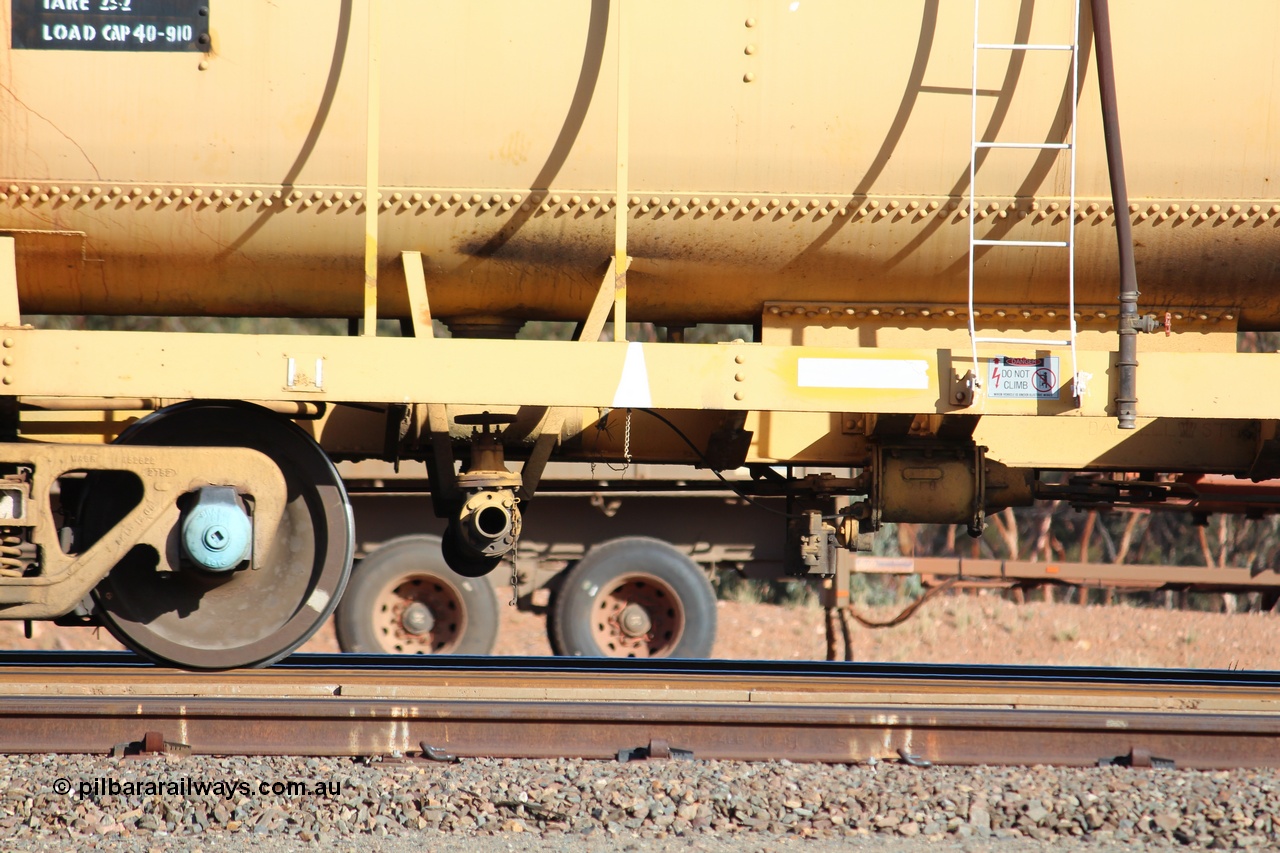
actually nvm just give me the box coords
[977,43,1074,51]
[973,239,1069,248]
[973,337,1073,347]
[974,141,1071,150]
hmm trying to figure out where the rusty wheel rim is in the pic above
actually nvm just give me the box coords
[590,573,685,658]
[372,573,466,654]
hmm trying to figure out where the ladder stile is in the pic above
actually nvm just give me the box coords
[968,0,981,383]
[968,0,1082,401]
[1066,0,1081,399]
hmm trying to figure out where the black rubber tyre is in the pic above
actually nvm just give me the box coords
[440,521,504,578]
[545,580,568,657]
[548,536,716,658]
[334,535,499,655]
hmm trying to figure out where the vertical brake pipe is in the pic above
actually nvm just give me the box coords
[1067,0,1081,401]
[613,0,630,343]
[1090,0,1139,428]
[362,0,381,337]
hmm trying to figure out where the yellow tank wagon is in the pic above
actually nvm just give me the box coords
[0,0,1276,667]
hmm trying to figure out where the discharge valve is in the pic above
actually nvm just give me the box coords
[180,486,252,572]
[441,413,523,578]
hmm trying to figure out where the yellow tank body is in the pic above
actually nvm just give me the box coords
[2,1,1278,327]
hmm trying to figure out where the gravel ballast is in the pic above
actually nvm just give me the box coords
[2,753,1278,851]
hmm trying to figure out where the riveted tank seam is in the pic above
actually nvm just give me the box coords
[7,186,1277,229]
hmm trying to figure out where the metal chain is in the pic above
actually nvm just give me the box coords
[624,407,632,465]
[508,500,522,607]
[607,408,633,473]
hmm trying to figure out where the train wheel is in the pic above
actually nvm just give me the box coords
[334,535,499,655]
[548,537,717,658]
[82,402,353,669]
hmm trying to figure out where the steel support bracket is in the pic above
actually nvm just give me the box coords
[617,738,693,762]
[1098,746,1175,769]
[951,369,977,408]
[897,747,933,768]
[704,412,753,470]
[1247,421,1280,482]
[418,403,461,516]
[420,742,460,763]
[360,742,460,766]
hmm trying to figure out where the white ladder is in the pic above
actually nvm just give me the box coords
[967,0,1082,398]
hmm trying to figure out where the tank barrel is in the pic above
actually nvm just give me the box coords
[3,4,1273,325]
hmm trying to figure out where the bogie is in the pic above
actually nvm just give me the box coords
[80,402,353,670]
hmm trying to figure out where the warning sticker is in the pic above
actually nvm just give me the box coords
[986,355,1060,400]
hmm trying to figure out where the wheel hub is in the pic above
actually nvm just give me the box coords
[374,574,465,653]
[590,574,685,658]
[180,485,253,572]
[619,603,652,637]
[400,601,435,635]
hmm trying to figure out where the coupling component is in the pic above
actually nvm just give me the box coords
[439,413,526,577]
[180,486,252,572]
[787,509,841,576]
[455,488,522,561]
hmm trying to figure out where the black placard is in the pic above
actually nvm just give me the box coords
[11,1,209,51]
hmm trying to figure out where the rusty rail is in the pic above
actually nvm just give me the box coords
[2,655,1280,768]
[3,695,1279,768]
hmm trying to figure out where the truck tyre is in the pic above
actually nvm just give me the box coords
[335,535,499,655]
[548,537,717,658]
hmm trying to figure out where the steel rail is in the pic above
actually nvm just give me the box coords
[2,655,1280,768]
[1,695,1278,768]
[8,651,1280,689]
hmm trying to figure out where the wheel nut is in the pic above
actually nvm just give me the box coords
[203,526,229,551]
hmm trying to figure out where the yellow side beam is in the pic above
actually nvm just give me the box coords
[5,329,1280,422]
